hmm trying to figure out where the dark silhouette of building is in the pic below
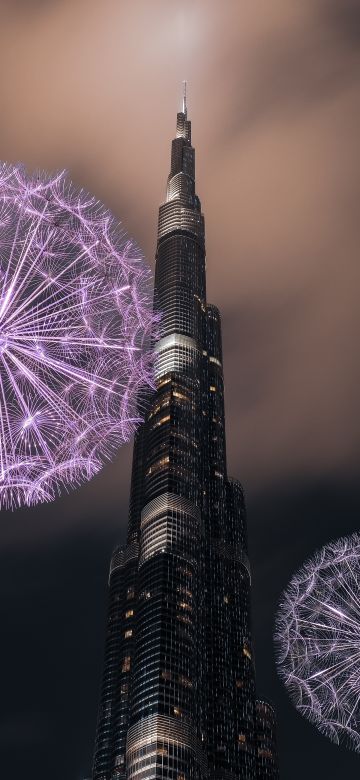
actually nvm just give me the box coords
[92,87,280,780]
[255,700,279,779]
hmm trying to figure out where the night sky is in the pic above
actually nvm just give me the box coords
[1,2,359,778]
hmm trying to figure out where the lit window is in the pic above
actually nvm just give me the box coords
[209,355,221,367]
[209,385,216,392]
[177,586,192,597]
[238,734,246,744]
[126,587,134,600]
[178,601,192,611]
[173,390,190,402]
[124,629,133,639]
[146,455,170,476]
[154,414,171,427]
[122,656,131,672]
[176,566,193,577]
[243,645,252,661]
[148,396,171,418]
[224,595,229,604]
[125,609,134,619]
[157,377,171,389]
[177,614,191,624]
[235,679,244,689]
[179,674,192,688]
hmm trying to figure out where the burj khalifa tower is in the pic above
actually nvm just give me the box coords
[92,86,279,780]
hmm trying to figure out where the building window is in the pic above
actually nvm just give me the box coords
[122,656,131,673]
[125,609,134,619]
[178,601,192,611]
[179,674,192,688]
[124,629,133,639]
[146,455,170,476]
[177,614,191,624]
[177,586,192,597]
[259,748,273,759]
[153,414,171,428]
[243,645,252,661]
[173,390,190,402]
[157,377,171,389]
[209,355,221,367]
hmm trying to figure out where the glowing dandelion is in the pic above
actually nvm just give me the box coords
[275,532,360,752]
[0,163,155,510]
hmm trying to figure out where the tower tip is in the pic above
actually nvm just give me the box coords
[182,80,187,117]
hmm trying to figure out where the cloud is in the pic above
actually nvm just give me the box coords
[220,1,360,138]
[326,0,360,45]
[0,443,133,550]
[0,0,357,530]
[0,0,62,19]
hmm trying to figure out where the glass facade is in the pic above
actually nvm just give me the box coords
[92,96,280,780]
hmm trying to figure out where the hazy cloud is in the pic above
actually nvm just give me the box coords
[222,2,360,136]
[0,0,358,520]
[325,0,360,45]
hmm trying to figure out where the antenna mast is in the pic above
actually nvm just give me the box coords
[182,80,187,117]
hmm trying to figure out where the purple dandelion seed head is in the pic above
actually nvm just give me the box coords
[0,163,157,510]
[274,532,360,752]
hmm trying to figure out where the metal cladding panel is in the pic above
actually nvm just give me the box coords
[126,714,207,779]
[154,333,201,379]
[140,492,201,564]
[158,201,204,242]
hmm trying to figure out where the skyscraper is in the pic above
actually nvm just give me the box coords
[92,88,279,780]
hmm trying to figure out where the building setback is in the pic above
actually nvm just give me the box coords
[92,90,280,780]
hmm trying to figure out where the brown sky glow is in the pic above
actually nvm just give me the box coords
[0,0,359,512]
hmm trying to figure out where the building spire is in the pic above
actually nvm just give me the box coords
[182,80,187,117]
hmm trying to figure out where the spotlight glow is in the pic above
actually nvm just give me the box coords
[275,532,360,752]
[0,163,155,510]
